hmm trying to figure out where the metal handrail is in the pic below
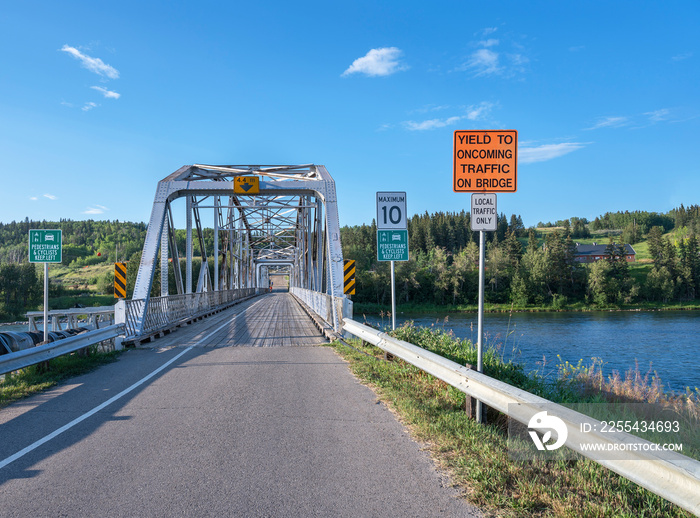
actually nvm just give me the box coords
[118,288,259,338]
[289,287,352,332]
[26,306,116,332]
[0,324,124,376]
[342,318,700,515]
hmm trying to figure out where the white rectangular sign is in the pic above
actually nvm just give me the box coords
[376,191,407,229]
[471,193,497,231]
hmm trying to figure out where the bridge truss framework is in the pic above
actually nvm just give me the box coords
[131,164,348,332]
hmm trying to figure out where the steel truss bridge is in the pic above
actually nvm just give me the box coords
[114,163,351,340]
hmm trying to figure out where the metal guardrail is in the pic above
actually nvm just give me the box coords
[342,318,700,516]
[0,324,124,376]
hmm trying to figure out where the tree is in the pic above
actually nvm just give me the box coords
[571,217,590,239]
[450,248,475,304]
[645,266,674,302]
[587,260,613,306]
[596,239,636,304]
[486,236,509,301]
[621,222,641,245]
[647,226,665,263]
[431,247,451,305]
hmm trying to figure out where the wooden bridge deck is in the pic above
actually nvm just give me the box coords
[143,292,327,349]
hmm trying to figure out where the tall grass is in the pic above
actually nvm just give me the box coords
[332,322,699,516]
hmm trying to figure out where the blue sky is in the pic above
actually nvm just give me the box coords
[1,1,698,229]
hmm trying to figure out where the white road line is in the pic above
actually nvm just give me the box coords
[0,300,258,470]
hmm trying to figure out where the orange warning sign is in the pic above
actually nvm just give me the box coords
[453,130,517,193]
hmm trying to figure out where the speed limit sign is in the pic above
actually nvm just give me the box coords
[376,192,407,229]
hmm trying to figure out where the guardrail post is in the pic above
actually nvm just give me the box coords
[464,364,478,420]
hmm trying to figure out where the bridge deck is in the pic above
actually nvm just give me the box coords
[148,292,327,348]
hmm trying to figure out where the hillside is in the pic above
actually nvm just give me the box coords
[2,206,700,320]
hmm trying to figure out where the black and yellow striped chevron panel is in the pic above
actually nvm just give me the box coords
[114,262,127,298]
[343,259,356,295]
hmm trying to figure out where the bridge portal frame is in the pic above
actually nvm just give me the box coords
[132,164,347,334]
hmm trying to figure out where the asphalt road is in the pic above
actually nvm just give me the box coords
[0,318,482,517]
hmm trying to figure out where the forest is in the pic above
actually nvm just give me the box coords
[342,205,700,308]
[1,204,700,320]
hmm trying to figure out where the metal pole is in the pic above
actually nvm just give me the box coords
[391,260,396,330]
[477,230,485,423]
[214,196,219,291]
[186,195,193,294]
[43,262,48,343]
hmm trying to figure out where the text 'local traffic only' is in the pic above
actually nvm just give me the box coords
[470,193,497,232]
[453,130,517,193]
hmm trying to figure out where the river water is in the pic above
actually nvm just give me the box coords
[360,310,700,393]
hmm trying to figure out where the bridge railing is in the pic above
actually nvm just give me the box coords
[116,288,260,339]
[26,306,116,332]
[289,287,352,333]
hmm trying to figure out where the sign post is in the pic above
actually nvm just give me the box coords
[376,192,408,330]
[455,130,517,423]
[29,229,62,343]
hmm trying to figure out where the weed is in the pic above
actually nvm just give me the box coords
[330,323,696,517]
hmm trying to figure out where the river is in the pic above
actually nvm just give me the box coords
[360,310,700,393]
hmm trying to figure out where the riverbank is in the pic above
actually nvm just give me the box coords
[353,299,700,315]
[330,323,699,517]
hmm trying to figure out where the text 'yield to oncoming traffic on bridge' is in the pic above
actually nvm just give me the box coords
[453,130,517,193]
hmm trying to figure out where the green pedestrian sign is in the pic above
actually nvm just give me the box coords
[29,229,62,263]
[377,229,409,262]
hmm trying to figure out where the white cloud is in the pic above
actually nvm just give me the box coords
[672,52,692,62]
[342,47,408,77]
[29,196,38,201]
[645,109,670,122]
[585,116,629,130]
[479,38,499,48]
[411,104,451,114]
[402,102,494,131]
[519,143,587,164]
[43,193,58,200]
[458,30,529,78]
[82,102,98,111]
[91,86,120,99]
[465,101,494,120]
[464,48,501,76]
[404,116,462,131]
[60,45,119,79]
[83,205,109,214]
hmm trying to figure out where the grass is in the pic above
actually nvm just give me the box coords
[50,262,111,289]
[330,323,698,517]
[0,348,121,409]
[48,292,116,309]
